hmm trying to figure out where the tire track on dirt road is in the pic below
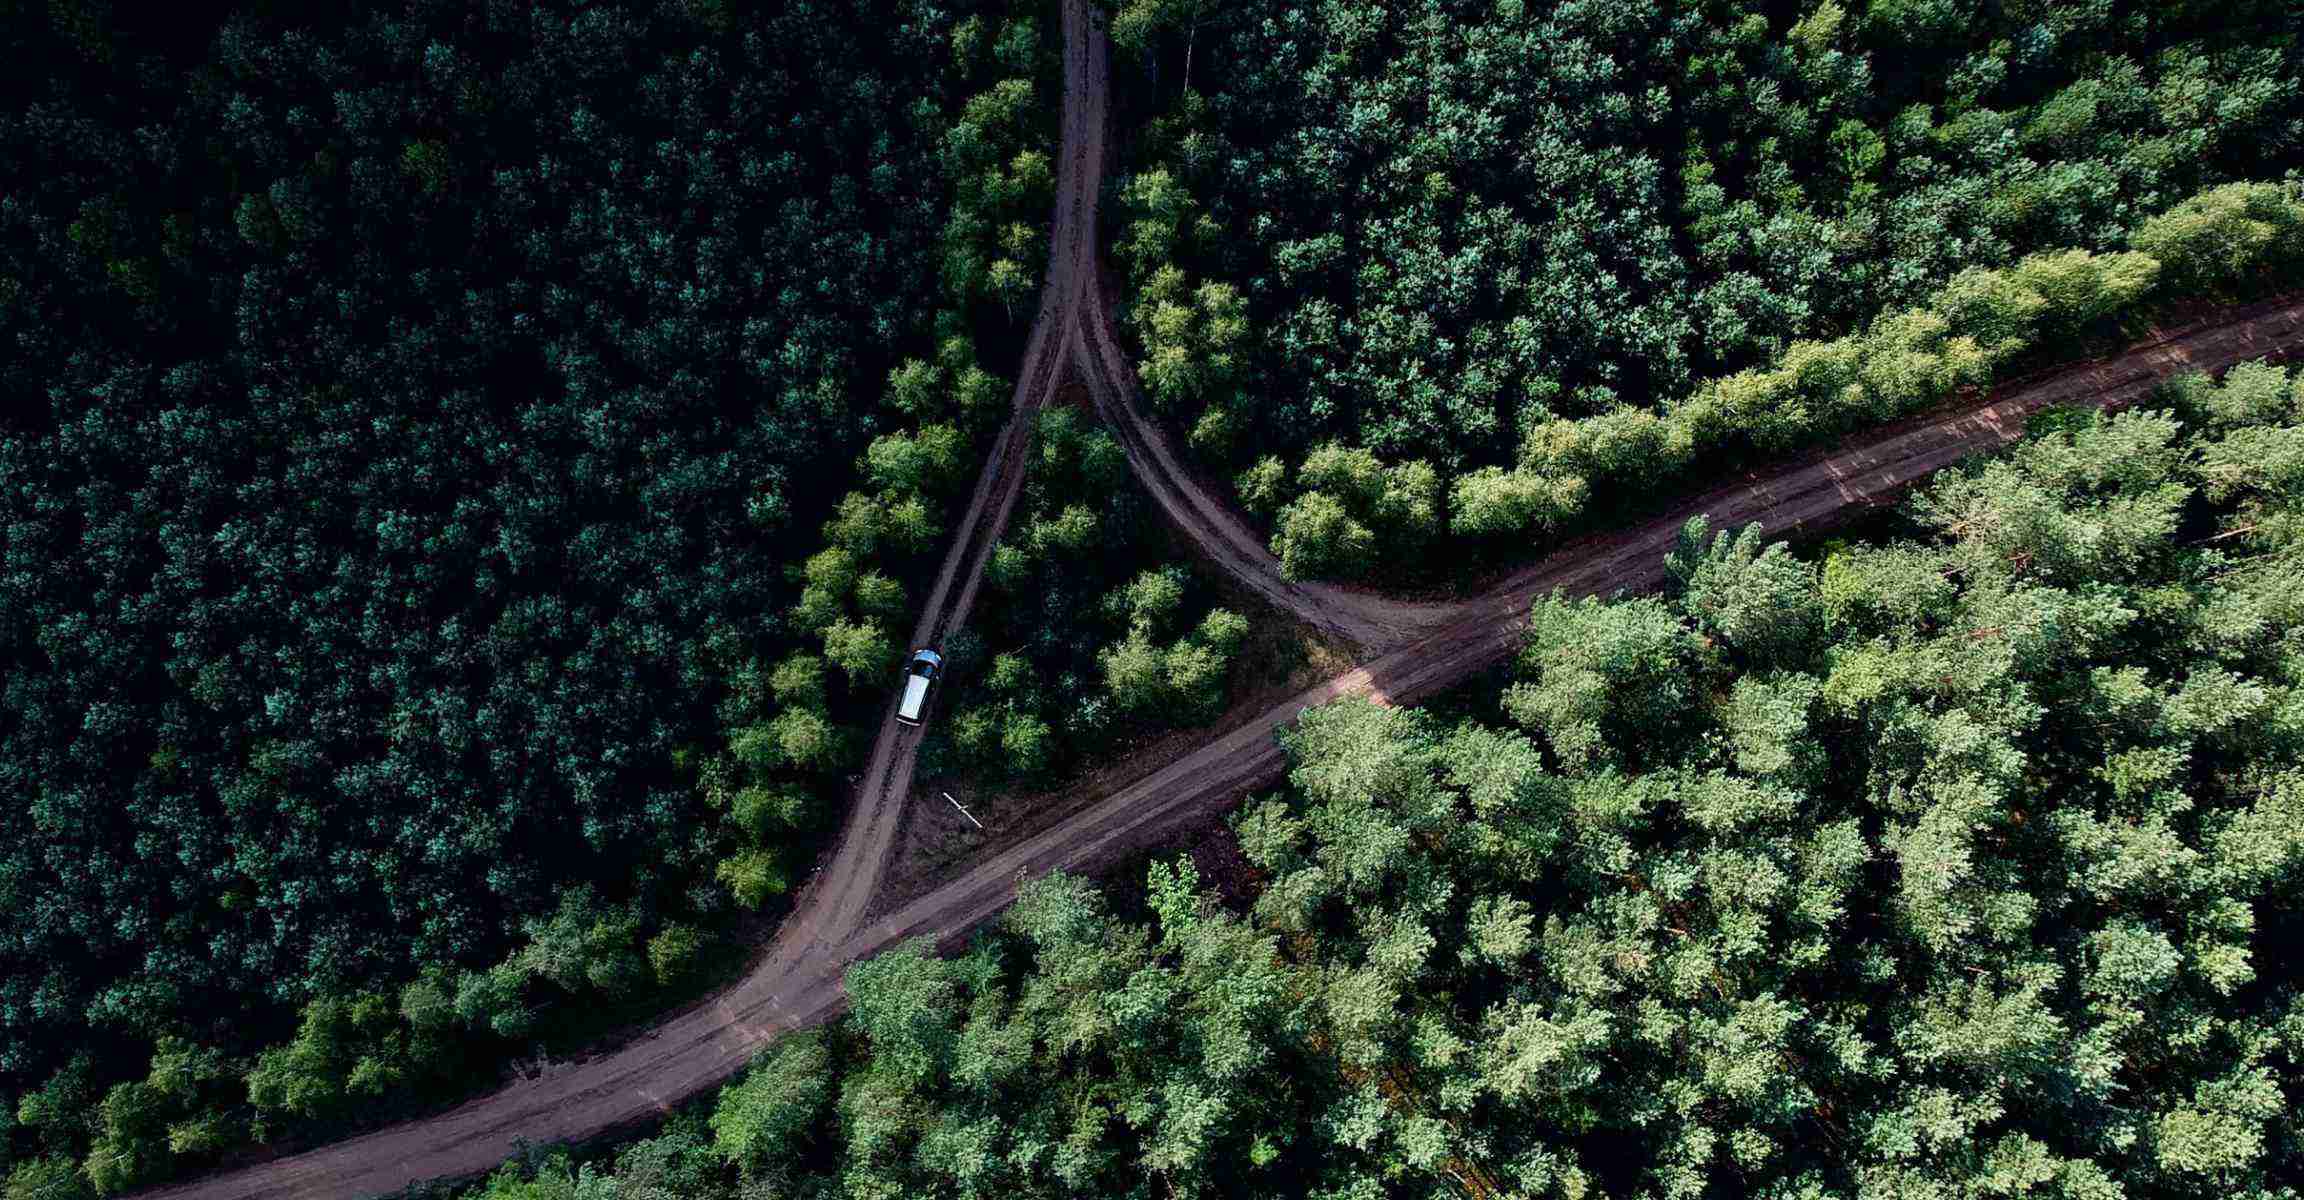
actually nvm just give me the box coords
[1069,290,1458,650]
[140,3,1111,1198]
[138,0,2304,1190]
[860,292,2304,958]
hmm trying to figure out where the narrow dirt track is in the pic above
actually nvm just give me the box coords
[140,4,1110,1198]
[865,292,2304,961]
[1067,215,1458,651]
[140,0,2304,1194]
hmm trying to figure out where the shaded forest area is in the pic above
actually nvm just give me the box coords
[1107,0,2304,580]
[451,359,2304,1199]
[0,0,1055,1191]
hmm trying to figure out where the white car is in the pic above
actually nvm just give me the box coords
[895,649,943,727]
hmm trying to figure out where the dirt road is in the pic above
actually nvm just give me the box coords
[142,3,1111,1198]
[141,0,2304,1192]
[1067,212,1459,650]
[860,292,2304,960]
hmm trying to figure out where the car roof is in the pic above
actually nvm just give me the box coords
[912,648,942,664]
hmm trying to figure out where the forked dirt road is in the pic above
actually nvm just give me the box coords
[144,0,2304,1194]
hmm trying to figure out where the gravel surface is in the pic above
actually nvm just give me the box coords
[138,1,2304,1192]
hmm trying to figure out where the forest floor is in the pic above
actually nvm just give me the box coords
[139,0,2304,1192]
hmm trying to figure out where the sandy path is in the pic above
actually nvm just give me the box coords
[140,4,1108,1198]
[136,0,2304,1193]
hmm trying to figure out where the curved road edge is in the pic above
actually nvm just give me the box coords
[145,279,2304,1200]
[858,289,2304,960]
[137,2,1111,1198]
[132,0,2304,1190]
